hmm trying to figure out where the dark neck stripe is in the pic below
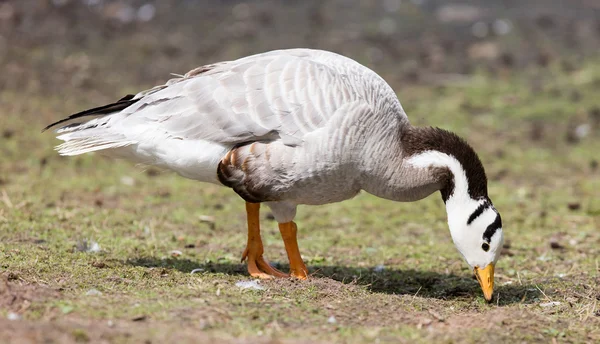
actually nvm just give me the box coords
[467,200,490,225]
[401,126,488,203]
[483,213,502,242]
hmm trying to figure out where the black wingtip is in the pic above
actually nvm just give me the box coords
[118,94,136,101]
[42,94,138,133]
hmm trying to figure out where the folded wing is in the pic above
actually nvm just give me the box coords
[48,49,370,155]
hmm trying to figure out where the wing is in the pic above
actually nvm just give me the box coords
[119,50,369,146]
[47,49,389,151]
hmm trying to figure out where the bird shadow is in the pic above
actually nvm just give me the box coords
[126,257,540,306]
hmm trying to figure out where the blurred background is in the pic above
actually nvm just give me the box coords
[1,0,600,95]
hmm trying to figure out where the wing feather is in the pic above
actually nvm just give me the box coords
[49,49,406,155]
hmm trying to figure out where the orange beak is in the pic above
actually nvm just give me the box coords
[474,264,495,302]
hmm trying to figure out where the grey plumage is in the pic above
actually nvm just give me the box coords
[46,48,483,221]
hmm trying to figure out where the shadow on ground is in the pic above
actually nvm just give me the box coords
[127,257,540,305]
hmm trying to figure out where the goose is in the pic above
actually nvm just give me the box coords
[44,48,504,301]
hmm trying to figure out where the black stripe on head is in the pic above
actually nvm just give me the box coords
[467,200,490,225]
[483,212,502,243]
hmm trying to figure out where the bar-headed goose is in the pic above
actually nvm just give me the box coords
[45,49,504,301]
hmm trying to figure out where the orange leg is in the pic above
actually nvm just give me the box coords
[242,202,287,279]
[278,221,308,279]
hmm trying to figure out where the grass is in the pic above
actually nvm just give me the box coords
[1,60,599,343]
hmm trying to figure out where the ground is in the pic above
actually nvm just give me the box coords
[1,60,599,343]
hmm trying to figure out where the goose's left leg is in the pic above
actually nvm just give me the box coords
[266,201,309,279]
[278,221,308,279]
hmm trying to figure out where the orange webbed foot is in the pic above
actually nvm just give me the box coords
[279,221,309,280]
[241,247,287,279]
[243,202,288,279]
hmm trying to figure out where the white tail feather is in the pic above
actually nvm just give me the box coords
[56,131,136,156]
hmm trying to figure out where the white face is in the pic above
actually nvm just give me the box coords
[446,198,504,269]
[405,150,504,270]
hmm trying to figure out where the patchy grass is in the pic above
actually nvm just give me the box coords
[1,60,599,343]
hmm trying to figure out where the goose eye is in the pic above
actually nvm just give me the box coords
[481,242,490,252]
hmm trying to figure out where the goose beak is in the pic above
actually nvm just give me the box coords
[474,264,495,302]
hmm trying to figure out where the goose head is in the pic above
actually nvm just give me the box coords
[446,197,503,302]
[402,127,504,302]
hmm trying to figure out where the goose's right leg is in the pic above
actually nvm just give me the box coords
[241,202,287,279]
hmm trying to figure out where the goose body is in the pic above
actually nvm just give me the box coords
[51,49,412,207]
[46,49,504,301]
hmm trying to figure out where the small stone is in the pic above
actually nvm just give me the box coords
[7,312,21,321]
[198,215,215,223]
[91,261,106,268]
[199,215,216,230]
[575,124,590,139]
[327,316,337,324]
[471,21,489,38]
[540,301,561,308]
[537,255,550,261]
[492,19,512,35]
[145,168,160,177]
[88,242,101,253]
[86,288,102,296]
[428,310,445,322]
[136,3,156,22]
[2,129,14,139]
[120,176,135,186]
[170,250,183,257]
[550,240,564,250]
[235,280,264,291]
[76,239,101,253]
